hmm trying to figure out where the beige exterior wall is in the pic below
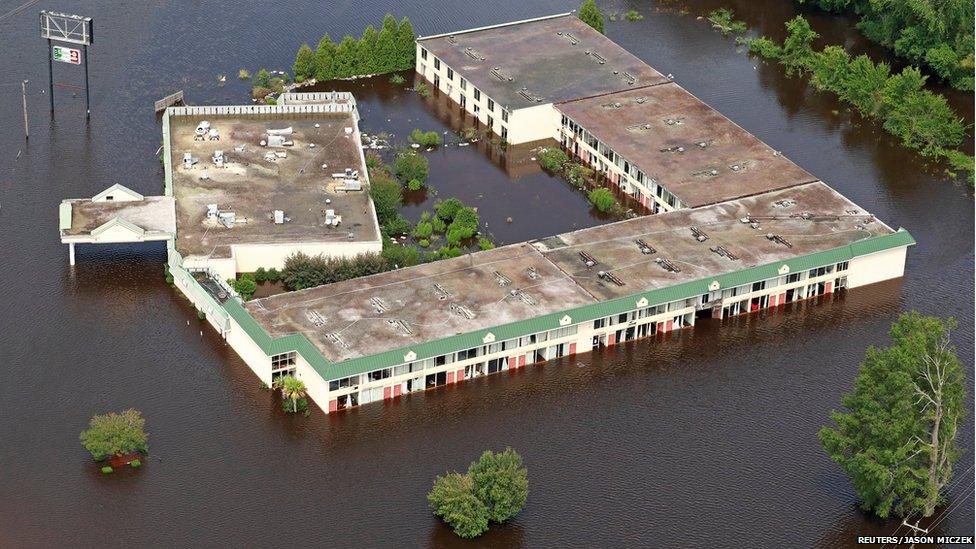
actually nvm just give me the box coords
[415,44,551,145]
[846,246,908,289]
[231,240,383,274]
[225,313,274,384]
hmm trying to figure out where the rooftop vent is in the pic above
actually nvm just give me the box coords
[493,271,512,287]
[579,250,599,268]
[663,117,685,126]
[660,145,685,154]
[635,239,656,255]
[325,332,350,349]
[526,267,540,280]
[627,123,654,132]
[557,31,580,45]
[517,88,543,102]
[655,257,682,273]
[598,271,625,286]
[621,71,637,85]
[509,289,538,306]
[585,51,607,64]
[710,246,739,261]
[432,283,453,301]
[306,311,327,327]
[447,35,458,44]
[693,168,720,178]
[697,139,713,148]
[635,96,648,104]
[450,302,476,320]
[369,297,388,314]
[766,233,794,248]
[690,227,709,242]
[773,199,797,209]
[490,67,515,82]
[387,319,414,336]
[602,101,623,109]
[464,47,486,61]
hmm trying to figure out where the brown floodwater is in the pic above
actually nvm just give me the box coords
[0,1,971,547]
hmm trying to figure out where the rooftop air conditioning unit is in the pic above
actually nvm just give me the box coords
[273,210,285,224]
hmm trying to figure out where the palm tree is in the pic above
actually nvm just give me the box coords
[280,375,307,413]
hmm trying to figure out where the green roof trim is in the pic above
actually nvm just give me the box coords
[222,229,915,381]
[59,202,72,231]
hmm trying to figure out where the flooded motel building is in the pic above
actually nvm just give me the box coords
[59,16,913,415]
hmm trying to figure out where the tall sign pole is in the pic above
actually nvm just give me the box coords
[39,11,94,120]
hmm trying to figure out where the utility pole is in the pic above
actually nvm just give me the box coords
[21,80,29,141]
[83,44,90,120]
[47,38,54,117]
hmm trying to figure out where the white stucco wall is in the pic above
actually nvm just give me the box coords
[846,246,908,288]
[225,313,273,385]
[231,240,383,274]
[507,103,560,144]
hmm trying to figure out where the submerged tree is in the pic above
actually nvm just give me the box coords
[279,375,307,414]
[80,409,148,461]
[578,0,605,34]
[428,473,490,538]
[818,312,965,518]
[314,34,337,81]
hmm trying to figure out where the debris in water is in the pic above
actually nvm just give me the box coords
[506,217,513,223]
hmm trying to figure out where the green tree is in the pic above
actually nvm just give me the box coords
[588,187,615,212]
[818,313,966,518]
[375,14,400,73]
[333,35,358,78]
[781,16,819,74]
[79,409,148,461]
[382,242,421,268]
[314,34,337,81]
[578,0,605,34]
[396,17,417,69]
[253,68,271,89]
[230,273,256,300]
[467,448,529,523]
[369,174,404,227]
[358,25,379,74]
[393,153,429,185]
[428,473,490,539]
[538,148,569,172]
[279,375,307,414]
[293,43,316,82]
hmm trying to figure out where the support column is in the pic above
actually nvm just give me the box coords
[68,242,75,265]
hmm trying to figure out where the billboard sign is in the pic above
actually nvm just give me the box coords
[52,45,81,65]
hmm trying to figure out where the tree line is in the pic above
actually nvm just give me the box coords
[745,16,973,184]
[798,0,974,91]
[293,14,416,82]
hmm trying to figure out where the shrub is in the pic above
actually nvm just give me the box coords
[130,459,142,468]
[80,409,148,462]
[578,0,605,34]
[707,8,747,35]
[393,153,429,184]
[588,187,616,212]
[101,466,114,474]
[537,148,569,172]
[434,198,465,221]
[478,237,496,251]
[389,73,406,84]
[253,68,271,89]
[254,267,267,282]
[743,36,782,59]
[282,252,390,290]
[251,86,273,100]
[409,128,442,147]
[265,96,277,105]
[369,173,404,229]
[431,216,447,234]
[413,221,434,239]
[419,239,430,248]
[230,274,257,300]
[197,310,206,321]
[414,82,431,97]
[408,179,423,191]
[237,68,250,80]
[382,243,421,268]
[624,10,644,22]
[164,264,174,285]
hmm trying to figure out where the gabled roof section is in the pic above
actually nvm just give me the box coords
[90,216,147,238]
[92,183,144,202]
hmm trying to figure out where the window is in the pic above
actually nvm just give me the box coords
[460,77,466,90]
[501,109,509,123]
[594,318,607,329]
[329,375,360,391]
[487,99,494,112]
[421,48,428,60]
[473,88,481,101]
[474,105,480,114]
[752,281,766,292]
[434,58,440,70]
[836,261,849,272]
[787,273,801,284]
[487,116,493,130]
[271,352,296,371]
[368,368,392,381]
[501,126,508,140]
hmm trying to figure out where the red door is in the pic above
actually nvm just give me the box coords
[383,386,392,400]
[508,357,517,369]
[825,282,833,294]
[518,355,526,367]
[569,343,577,355]
[665,320,674,332]
[447,371,455,384]
[393,384,402,397]
[607,333,616,346]
[328,399,338,413]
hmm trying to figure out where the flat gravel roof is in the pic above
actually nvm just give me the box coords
[555,83,817,208]
[169,113,379,259]
[419,14,668,109]
[247,182,894,363]
[63,197,176,236]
